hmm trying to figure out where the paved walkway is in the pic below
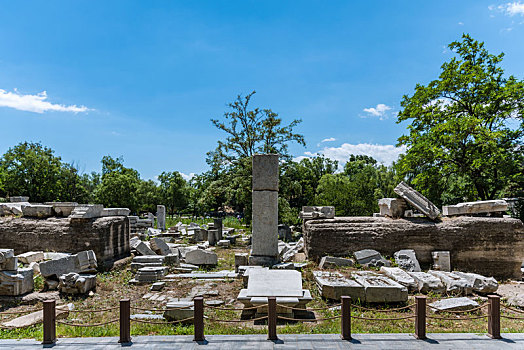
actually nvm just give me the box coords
[0,333,523,349]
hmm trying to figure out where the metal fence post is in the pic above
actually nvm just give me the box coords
[193,297,205,342]
[119,299,131,344]
[268,297,277,341]
[488,295,501,339]
[414,295,426,340]
[341,296,352,340]
[42,300,56,345]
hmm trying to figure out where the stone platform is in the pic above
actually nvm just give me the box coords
[304,216,524,279]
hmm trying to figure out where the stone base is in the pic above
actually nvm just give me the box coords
[248,255,279,267]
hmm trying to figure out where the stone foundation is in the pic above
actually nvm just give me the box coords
[0,216,130,268]
[304,216,524,279]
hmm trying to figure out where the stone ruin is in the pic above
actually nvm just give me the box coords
[0,249,33,296]
[0,199,130,268]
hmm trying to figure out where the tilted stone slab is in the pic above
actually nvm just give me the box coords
[2,304,71,328]
[354,249,390,267]
[319,256,354,269]
[135,242,157,256]
[408,271,446,294]
[378,198,407,218]
[452,271,498,294]
[352,271,408,303]
[429,297,479,312]
[428,270,473,295]
[313,271,364,301]
[393,249,421,272]
[379,267,418,291]
[442,200,508,216]
[394,181,440,220]
[150,237,172,256]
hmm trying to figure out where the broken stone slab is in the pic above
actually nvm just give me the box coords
[432,251,451,271]
[150,237,172,256]
[59,272,97,294]
[1,303,72,328]
[0,203,24,216]
[164,301,193,322]
[378,198,407,219]
[452,272,498,294]
[429,297,479,313]
[299,206,335,220]
[16,251,44,265]
[393,249,421,272]
[428,270,473,295]
[0,268,34,296]
[44,202,78,217]
[100,208,131,216]
[217,239,230,248]
[272,262,294,269]
[44,252,70,260]
[379,267,417,291]
[21,204,53,218]
[39,250,97,278]
[151,282,165,291]
[135,241,157,256]
[353,249,390,267]
[394,181,441,220]
[0,249,18,270]
[407,271,446,294]
[134,266,168,283]
[9,196,29,203]
[318,256,354,269]
[185,249,218,265]
[313,271,365,301]
[70,204,104,219]
[442,200,508,217]
[131,255,164,271]
[352,271,408,303]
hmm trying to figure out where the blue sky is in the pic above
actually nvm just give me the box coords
[1,1,523,180]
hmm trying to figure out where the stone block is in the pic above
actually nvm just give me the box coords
[17,251,44,265]
[429,297,479,312]
[185,249,217,265]
[393,249,421,272]
[318,256,354,269]
[408,271,446,294]
[134,266,168,283]
[150,237,172,256]
[39,250,97,278]
[252,154,279,191]
[131,255,164,271]
[44,202,78,217]
[21,204,53,218]
[379,267,418,291]
[9,196,29,203]
[0,267,33,295]
[378,198,407,218]
[207,229,217,246]
[428,270,473,295]
[313,271,365,301]
[251,190,278,258]
[442,200,508,216]
[394,181,441,220]
[164,254,180,266]
[101,208,131,216]
[135,241,157,256]
[164,301,193,322]
[299,206,335,220]
[235,253,249,273]
[0,249,17,271]
[217,239,230,248]
[213,218,223,240]
[352,271,408,303]
[151,282,165,291]
[353,249,390,267]
[432,251,451,271]
[156,205,166,231]
[70,204,104,219]
[59,272,97,294]
[452,271,498,294]
[246,269,303,298]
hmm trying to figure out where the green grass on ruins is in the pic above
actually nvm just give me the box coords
[1,245,522,341]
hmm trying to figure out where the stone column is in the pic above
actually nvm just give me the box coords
[249,154,279,266]
[156,205,166,231]
[213,218,223,240]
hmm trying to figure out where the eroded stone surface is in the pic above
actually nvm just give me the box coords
[408,271,446,294]
[429,297,478,312]
[394,181,440,220]
[442,200,508,216]
[59,272,97,294]
[313,270,364,301]
[393,249,421,272]
[378,198,407,218]
[432,251,451,271]
[299,206,335,220]
[319,256,354,269]
[352,271,408,303]
[379,267,417,291]
[0,268,33,296]
[452,271,498,294]
[428,270,473,295]
[185,249,217,265]
[39,250,97,278]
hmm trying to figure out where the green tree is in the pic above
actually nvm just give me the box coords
[137,179,161,213]
[397,34,524,204]
[158,171,189,216]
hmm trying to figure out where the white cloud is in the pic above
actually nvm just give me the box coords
[491,2,524,16]
[0,89,90,114]
[321,137,336,143]
[180,172,196,181]
[361,103,392,120]
[458,21,464,25]
[295,143,406,167]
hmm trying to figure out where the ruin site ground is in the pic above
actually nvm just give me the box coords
[1,216,522,341]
